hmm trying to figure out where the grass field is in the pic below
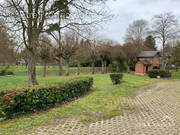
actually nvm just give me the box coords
[171,70,180,79]
[0,66,102,90]
[0,66,156,135]
[0,66,179,91]
[0,66,179,135]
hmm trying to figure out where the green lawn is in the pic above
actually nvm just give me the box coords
[171,70,180,79]
[0,69,155,135]
[0,66,102,90]
[0,66,179,135]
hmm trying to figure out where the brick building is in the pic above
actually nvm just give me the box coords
[135,51,161,74]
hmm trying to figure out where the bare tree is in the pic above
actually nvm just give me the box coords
[0,20,15,65]
[98,41,112,74]
[110,45,125,72]
[39,36,52,77]
[0,0,55,85]
[0,0,109,85]
[125,19,148,46]
[60,32,78,76]
[151,12,179,69]
[122,43,140,73]
[123,19,149,72]
[73,39,87,75]
[84,40,99,74]
[46,0,109,76]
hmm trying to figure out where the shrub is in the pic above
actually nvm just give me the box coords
[158,70,171,78]
[0,69,14,76]
[0,77,93,119]
[109,61,127,72]
[110,74,123,85]
[147,70,171,78]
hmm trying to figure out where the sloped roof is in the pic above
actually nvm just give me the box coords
[138,51,160,58]
[139,59,152,65]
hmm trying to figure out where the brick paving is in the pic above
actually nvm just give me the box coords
[24,81,180,135]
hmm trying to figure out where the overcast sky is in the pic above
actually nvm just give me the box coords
[99,0,180,44]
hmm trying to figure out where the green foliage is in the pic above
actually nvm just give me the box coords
[147,70,171,78]
[0,66,14,76]
[171,70,180,79]
[110,74,123,85]
[0,77,93,119]
[53,0,70,17]
[109,62,117,72]
[46,23,60,33]
[171,43,180,69]
[144,35,156,50]
[40,48,50,61]
[109,61,127,72]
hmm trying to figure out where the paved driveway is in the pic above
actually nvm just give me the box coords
[25,80,180,135]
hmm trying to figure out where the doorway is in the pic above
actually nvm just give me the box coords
[146,66,149,73]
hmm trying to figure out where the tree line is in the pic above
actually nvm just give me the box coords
[0,0,179,86]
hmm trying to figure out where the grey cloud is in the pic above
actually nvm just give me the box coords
[98,0,180,46]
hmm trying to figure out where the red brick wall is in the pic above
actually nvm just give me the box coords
[152,56,160,66]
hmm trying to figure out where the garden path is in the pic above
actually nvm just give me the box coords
[24,80,180,135]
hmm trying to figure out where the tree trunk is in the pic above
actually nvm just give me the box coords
[126,60,130,73]
[43,62,47,77]
[28,52,38,86]
[58,14,63,76]
[175,65,178,72]
[92,61,95,74]
[162,57,166,70]
[116,63,119,72]
[77,61,80,75]
[162,39,166,70]
[104,61,107,73]
[58,58,63,76]
[101,60,105,74]
[65,61,69,76]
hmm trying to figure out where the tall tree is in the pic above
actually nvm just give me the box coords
[60,32,78,76]
[39,36,52,77]
[46,0,108,76]
[46,0,70,76]
[0,0,108,85]
[98,41,112,74]
[144,35,156,50]
[122,43,140,73]
[125,19,148,46]
[0,21,15,64]
[0,0,56,85]
[124,19,148,71]
[151,12,179,69]
[110,45,125,72]
[84,40,99,74]
[73,39,86,75]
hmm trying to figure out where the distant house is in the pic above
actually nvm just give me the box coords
[135,51,162,74]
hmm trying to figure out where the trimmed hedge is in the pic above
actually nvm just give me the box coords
[0,77,93,119]
[147,70,171,78]
[110,74,123,85]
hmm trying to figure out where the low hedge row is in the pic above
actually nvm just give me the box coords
[0,77,93,119]
[147,70,171,78]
